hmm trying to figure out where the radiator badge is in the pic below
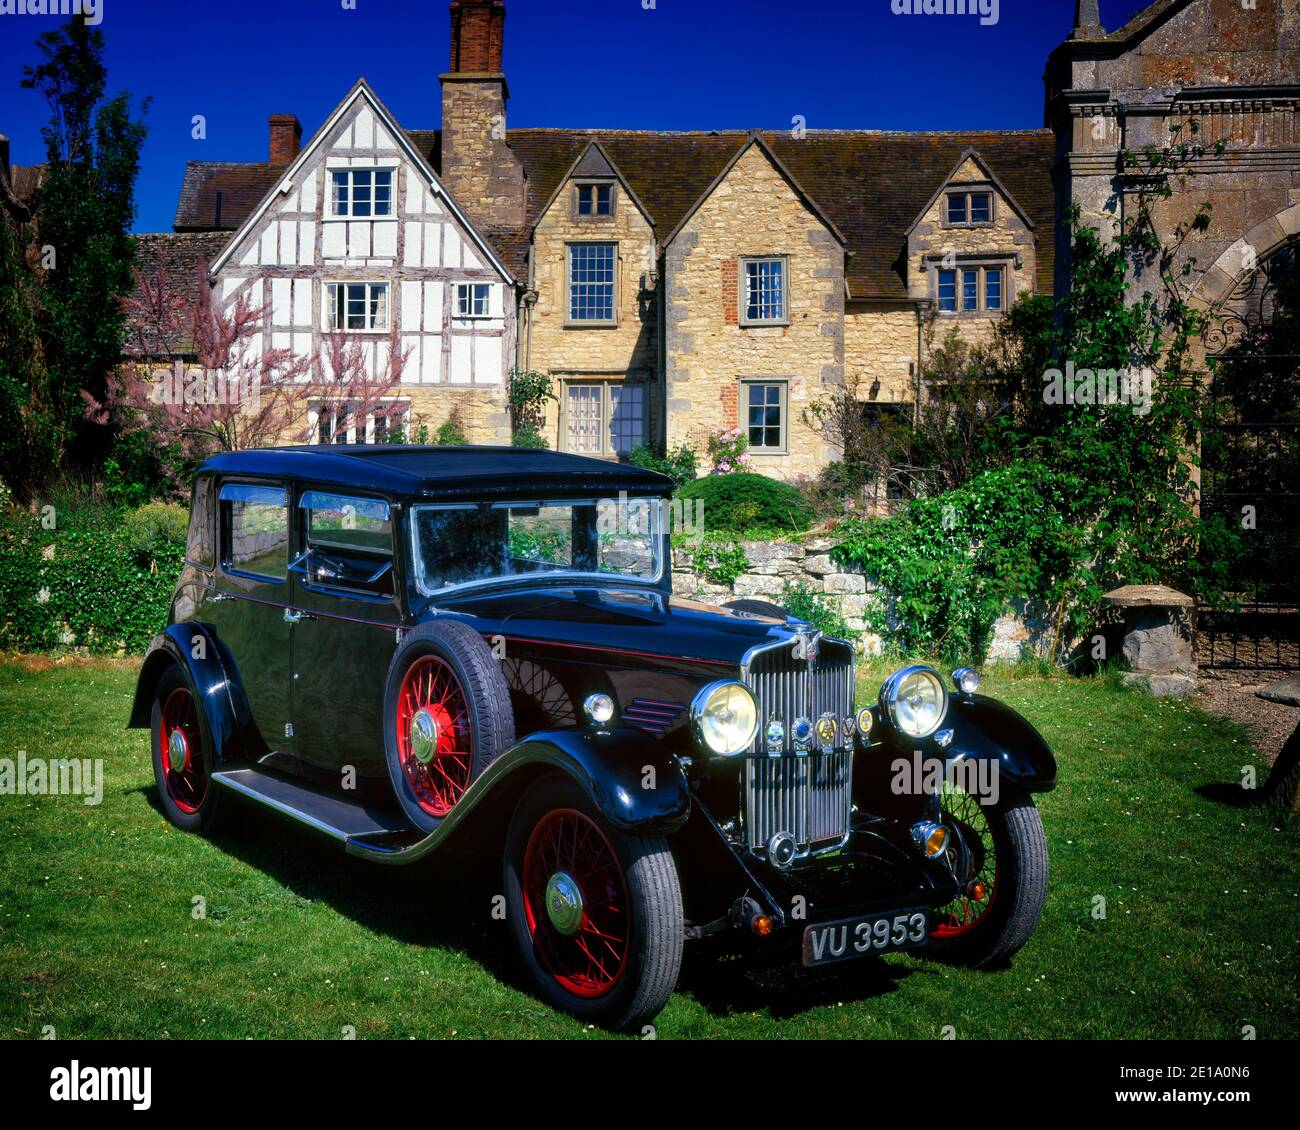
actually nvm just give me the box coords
[764,717,786,757]
[815,712,838,753]
[791,716,814,754]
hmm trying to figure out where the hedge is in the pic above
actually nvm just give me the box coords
[676,472,813,534]
[0,510,185,655]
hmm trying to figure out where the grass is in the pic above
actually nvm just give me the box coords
[0,655,1296,1040]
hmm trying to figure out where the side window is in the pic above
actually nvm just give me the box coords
[296,491,394,598]
[220,484,289,580]
[187,477,215,569]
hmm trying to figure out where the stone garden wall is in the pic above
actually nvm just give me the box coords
[671,537,1051,663]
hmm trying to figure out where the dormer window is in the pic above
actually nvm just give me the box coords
[575,182,614,218]
[945,190,993,226]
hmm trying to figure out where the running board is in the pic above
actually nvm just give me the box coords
[211,768,417,847]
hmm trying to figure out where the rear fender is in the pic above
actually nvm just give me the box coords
[128,624,255,768]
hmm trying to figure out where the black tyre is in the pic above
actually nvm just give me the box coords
[504,774,683,1032]
[383,619,515,834]
[150,665,223,833]
[925,784,1048,968]
[723,599,791,621]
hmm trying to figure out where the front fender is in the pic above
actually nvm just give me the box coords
[943,694,1057,792]
[128,624,255,768]
[348,728,691,865]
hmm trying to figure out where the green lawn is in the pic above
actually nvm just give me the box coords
[1,656,1295,1040]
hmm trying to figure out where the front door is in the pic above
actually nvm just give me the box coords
[208,480,294,753]
[287,488,400,785]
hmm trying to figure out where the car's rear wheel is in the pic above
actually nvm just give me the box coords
[383,620,514,833]
[151,665,222,833]
[504,774,683,1032]
[925,783,1047,968]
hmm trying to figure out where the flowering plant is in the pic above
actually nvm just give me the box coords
[706,426,753,476]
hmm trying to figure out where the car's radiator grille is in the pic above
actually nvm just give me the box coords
[741,636,855,856]
[745,750,852,854]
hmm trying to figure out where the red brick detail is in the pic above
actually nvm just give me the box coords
[450,1,506,73]
[720,384,738,429]
[268,115,302,166]
[722,257,738,325]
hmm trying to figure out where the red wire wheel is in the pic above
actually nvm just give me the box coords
[521,808,630,999]
[932,784,998,938]
[159,686,208,815]
[394,655,473,818]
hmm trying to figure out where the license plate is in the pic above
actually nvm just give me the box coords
[802,908,929,967]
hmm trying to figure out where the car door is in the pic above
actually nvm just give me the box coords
[207,480,294,754]
[287,487,401,785]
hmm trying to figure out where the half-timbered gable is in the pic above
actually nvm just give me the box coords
[207,80,516,441]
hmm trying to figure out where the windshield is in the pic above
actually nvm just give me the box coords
[411,497,663,594]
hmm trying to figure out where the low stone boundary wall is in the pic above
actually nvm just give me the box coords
[671,536,1048,663]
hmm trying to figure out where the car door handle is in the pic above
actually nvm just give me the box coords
[208,590,232,603]
[283,607,316,624]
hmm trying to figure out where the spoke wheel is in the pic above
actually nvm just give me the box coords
[522,808,630,999]
[395,655,473,817]
[160,686,208,815]
[932,783,998,938]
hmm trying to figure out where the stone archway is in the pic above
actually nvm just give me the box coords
[1191,202,1300,347]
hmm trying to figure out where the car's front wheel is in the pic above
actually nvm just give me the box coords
[150,665,222,833]
[925,784,1048,968]
[504,774,683,1032]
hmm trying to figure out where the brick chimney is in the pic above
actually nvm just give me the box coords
[268,114,302,165]
[441,0,525,230]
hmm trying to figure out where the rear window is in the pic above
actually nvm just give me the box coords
[295,491,394,598]
[220,483,289,580]
[187,478,215,568]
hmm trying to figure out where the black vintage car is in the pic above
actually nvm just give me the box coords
[130,445,1057,1030]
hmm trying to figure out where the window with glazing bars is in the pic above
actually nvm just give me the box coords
[568,243,616,322]
[330,169,393,217]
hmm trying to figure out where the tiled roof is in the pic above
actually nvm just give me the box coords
[173,161,286,232]
[173,125,1056,300]
[127,232,232,355]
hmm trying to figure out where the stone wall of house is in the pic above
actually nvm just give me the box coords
[671,536,1049,663]
[664,143,846,481]
[844,302,918,406]
[527,171,660,451]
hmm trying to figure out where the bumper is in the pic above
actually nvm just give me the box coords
[676,800,963,936]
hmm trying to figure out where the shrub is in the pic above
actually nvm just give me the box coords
[780,581,858,642]
[433,418,468,446]
[511,426,548,450]
[688,535,749,586]
[832,461,1090,662]
[121,502,189,565]
[677,473,814,535]
[628,443,697,487]
[0,506,183,654]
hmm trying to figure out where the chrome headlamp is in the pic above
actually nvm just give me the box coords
[879,665,949,739]
[952,667,981,696]
[689,680,758,757]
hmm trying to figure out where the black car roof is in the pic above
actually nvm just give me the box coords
[197,445,676,499]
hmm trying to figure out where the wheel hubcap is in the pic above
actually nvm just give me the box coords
[410,708,439,767]
[544,871,584,936]
[166,728,189,774]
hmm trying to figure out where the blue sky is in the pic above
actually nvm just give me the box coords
[0,0,1138,233]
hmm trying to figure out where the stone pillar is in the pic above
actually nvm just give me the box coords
[1101,584,1196,697]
